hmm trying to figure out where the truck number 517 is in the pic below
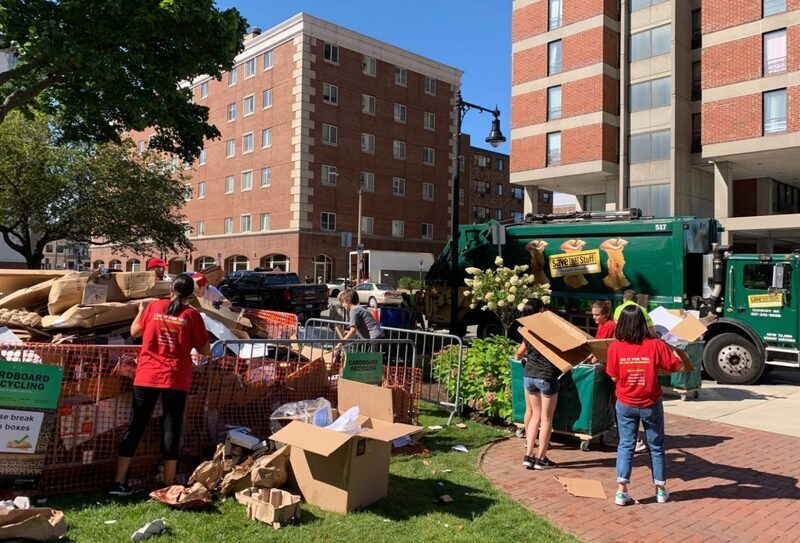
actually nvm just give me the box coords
[655,224,668,231]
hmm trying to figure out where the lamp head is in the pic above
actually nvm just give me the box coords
[486,117,506,148]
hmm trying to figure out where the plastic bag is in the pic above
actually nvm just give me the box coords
[269,398,332,435]
[325,406,363,435]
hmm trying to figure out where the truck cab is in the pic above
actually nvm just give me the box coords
[703,253,799,384]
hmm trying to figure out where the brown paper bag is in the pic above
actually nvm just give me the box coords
[250,446,290,489]
[189,445,227,490]
[220,456,254,496]
[0,508,67,542]
[149,483,211,509]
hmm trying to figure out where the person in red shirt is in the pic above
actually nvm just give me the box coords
[111,274,210,496]
[605,304,682,506]
[592,301,616,339]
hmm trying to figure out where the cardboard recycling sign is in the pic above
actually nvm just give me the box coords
[0,409,44,454]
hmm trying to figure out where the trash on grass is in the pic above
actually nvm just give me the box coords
[0,508,67,542]
[438,494,454,504]
[455,423,467,429]
[324,406,363,435]
[427,425,443,431]
[451,445,468,453]
[235,488,301,530]
[149,483,211,509]
[130,518,166,542]
[12,497,30,510]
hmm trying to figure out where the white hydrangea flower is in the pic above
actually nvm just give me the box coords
[465,267,479,275]
[469,304,476,309]
[463,290,471,297]
[510,276,519,285]
[494,256,504,266]
[507,294,515,302]
[517,302,526,312]
[485,292,494,300]
[487,301,497,310]
[509,286,517,294]
[497,300,506,307]
[542,295,551,305]
[495,276,501,283]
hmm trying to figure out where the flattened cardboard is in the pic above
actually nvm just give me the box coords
[82,282,108,305]
[668,314,707,343]
[42,299,150,329]
[0,279,55,310]
[89,273,127,302]
[517,312,592,352]
[48,271,97,315]
[271,422,352,457]
[0,269,66,296]
[198,297,253,330]
[114,271,172,300]
[554,476,607,499]
[519,327,591,374]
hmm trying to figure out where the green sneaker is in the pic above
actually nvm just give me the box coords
[656,488,669,503]
[615,491,632,506]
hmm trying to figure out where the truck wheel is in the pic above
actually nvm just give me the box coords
[368,297,378,308]
[703,333,765,385]
[477,317,503,338]
[330,289,339,298]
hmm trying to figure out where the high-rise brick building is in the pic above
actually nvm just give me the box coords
[91,13,463,281]
[511,0,800,251]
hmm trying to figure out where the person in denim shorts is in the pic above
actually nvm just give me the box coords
[514,299,561,471]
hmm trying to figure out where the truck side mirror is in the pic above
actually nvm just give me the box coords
[770,265,787,294]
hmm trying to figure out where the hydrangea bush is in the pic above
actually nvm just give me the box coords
[464,256,552,333]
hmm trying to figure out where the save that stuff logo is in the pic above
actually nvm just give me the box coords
[531,238,631,291]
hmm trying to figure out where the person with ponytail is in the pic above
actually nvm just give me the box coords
[111,274,210,496]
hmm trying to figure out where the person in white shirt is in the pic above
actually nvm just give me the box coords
[192,273,231,308]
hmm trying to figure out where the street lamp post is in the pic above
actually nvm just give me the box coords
[333,173,363,283]
[450,91,506,333]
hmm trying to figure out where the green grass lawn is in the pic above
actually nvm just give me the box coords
[47,403,577,543]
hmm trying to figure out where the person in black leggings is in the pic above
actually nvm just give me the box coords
[111,275,210,496]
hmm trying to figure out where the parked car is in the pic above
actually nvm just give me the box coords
[325,277,350,298]
[218,270,328,321]
[354,282,403,307]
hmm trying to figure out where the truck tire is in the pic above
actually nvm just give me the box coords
[703,333,765,385]
[330,289,339,298]
[477,316,503,338]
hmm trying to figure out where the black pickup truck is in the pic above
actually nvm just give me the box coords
[218,271,328,321]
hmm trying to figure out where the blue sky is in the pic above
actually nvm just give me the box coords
[215,0,512,154]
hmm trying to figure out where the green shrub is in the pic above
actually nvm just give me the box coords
[398,276,422,291]
[432,335,517,423]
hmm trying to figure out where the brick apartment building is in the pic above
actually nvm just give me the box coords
[460,134,552,224]
[511,0,800,251]
[91,13,463,281]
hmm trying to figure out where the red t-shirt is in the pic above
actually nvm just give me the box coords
[134,300,208,392]
[595,319,616,339]
[605,338,682,408]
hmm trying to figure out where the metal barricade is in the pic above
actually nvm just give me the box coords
[304,317,465,424]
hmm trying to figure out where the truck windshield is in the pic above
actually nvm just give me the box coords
[262,274,300,286]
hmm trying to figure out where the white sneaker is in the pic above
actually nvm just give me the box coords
[635,440,647,453]
[656,488,669,503]
[615,491,633,506]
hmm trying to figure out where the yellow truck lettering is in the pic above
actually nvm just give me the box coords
[548,249,602,278]
[747,293,784,309]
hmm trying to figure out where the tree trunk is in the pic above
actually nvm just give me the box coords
[25,252,44,270]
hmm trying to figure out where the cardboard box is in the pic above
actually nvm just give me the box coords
[114,271,172,300]
[41,299,150,329]
[235,488,301,529]
[270,379,421,513]
[48,271,98,315]
[0,269,66,296]
[198,297,252,330]
[0,279,55,310]
[516,311,597,373]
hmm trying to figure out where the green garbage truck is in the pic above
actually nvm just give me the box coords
[424,210,798,385]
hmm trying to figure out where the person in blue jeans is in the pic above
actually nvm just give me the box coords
[605,305,682,505]
[514,299,560,470]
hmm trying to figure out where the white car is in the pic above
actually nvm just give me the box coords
[325,278,349,298]
[354,283,403,307]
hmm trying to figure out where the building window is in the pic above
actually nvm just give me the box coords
[361,133,375,154]
[764,88,787,133]
[476,154,491,168]
[109,259,122,270]
[764,0,787,17]
[495,209,503,221]
[199,149,207,165]
[321,212,336,231]
[547,86,562,120]
[200,81,208,99]
[183,183,191,201]
[261,128,272,148]
[226,255,249,272]
[224,217,233,234]
[630,25,670,62]
[764,30,787,75]
[363,55,376,76]
[261,167,271,187]
[392,177,406,196]
[392,220,405,238]
[260,213,271,231]
[226,139,235,157]
[476,180,490,194]
[322,164,337,186]
[459,188,465,205]
[242,132,254,153]
[631,0,668,11]
[422,147,435,165]
[322,124,338,145]
[196,221,205,236]
[227,103,237,121]
[421,223,434,239]
[629,130,671,163]
[137,140,145,153]
[423,182,434,200]
[546,132,562,166]
[630,77,671,111]
[240,214,251,232]
[323,42,339,64]
[262,88,273,109]
[322,82,339,105]
[361,216,374,235]
[393,140,406,160]
[424,76,437,95]
[228,67,237,86]
[691,9,702,49]
[497,158,504,171]
[245,58,256,78]
[474,206,489,220]
[692,113,702,153]
[243,95,255,116]
[512,211,524,222]
[362,94,376,115]
[225,175,234,194]
[496,184,503,196]
[198,182,206,199]
[241,170,253,191]
[263,49,274,70]
[542,192,551,203]
[360,172,375,192]
[424,111,436,131]
[548,40,563,75]
[549,0,563,30]
[394,103,407,123]
[629,184,670,217]
[395,66,407,86]
[692,61,702,101]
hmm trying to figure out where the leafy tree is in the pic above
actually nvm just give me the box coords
[0,112,191,268]
[0,0,247,161]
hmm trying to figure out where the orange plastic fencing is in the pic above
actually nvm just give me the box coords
[0,341,419,496]
[238,309,298,339]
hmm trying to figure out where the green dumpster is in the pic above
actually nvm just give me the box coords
[659,341,704,398]
[509,359,614,447]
